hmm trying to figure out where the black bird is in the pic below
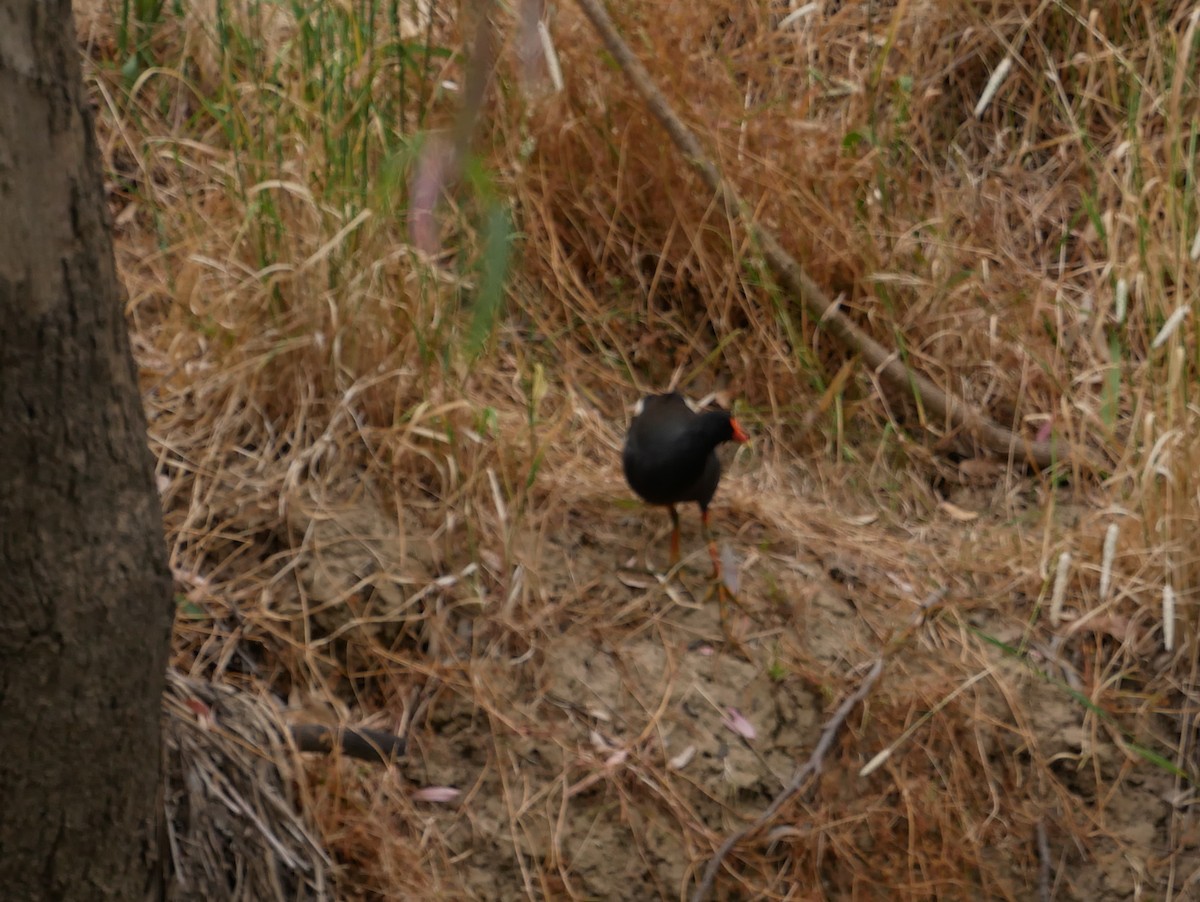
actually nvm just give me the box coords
[622,392,749,575]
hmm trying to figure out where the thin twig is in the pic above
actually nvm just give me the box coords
[571,0,1100,473]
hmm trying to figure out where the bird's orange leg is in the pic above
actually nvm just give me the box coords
[669,505,681,565]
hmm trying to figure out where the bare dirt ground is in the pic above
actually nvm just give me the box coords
[184,428,1193,900]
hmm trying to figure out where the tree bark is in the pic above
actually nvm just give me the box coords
[0,3,174,900]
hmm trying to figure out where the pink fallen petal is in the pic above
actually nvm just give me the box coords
[412,786,461,803]
[604,750,628,768]
[1035,417,1054,443]
[722,707,757,741]
[184,698,211,718]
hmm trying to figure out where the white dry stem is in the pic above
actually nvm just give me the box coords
[974,56,1013,118]
[1099,523,1119,601]
[538,21,564,93]
[1050,551,1071,626]
[1163,584,1176,652]
[487,467,508,527]
[1151,305,1190,349]
[779,3,819,29]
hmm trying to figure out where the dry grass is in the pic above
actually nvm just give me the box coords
[76,0,1200,897]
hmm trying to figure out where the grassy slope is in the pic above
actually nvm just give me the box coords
[77,0,1200,898]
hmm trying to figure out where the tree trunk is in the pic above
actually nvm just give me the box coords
[0,2,174,899]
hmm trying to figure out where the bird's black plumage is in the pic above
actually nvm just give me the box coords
[622,392,748,571]
[623,393,741,509]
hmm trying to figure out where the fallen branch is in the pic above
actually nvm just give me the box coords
[291,724,406,765]
[689,587,946,901]
[689,657,883,902]
[572,0,1101,474]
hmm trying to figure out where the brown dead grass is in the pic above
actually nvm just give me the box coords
[77,0,1200,898]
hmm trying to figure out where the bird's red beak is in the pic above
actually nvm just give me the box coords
[730,418,750,443]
